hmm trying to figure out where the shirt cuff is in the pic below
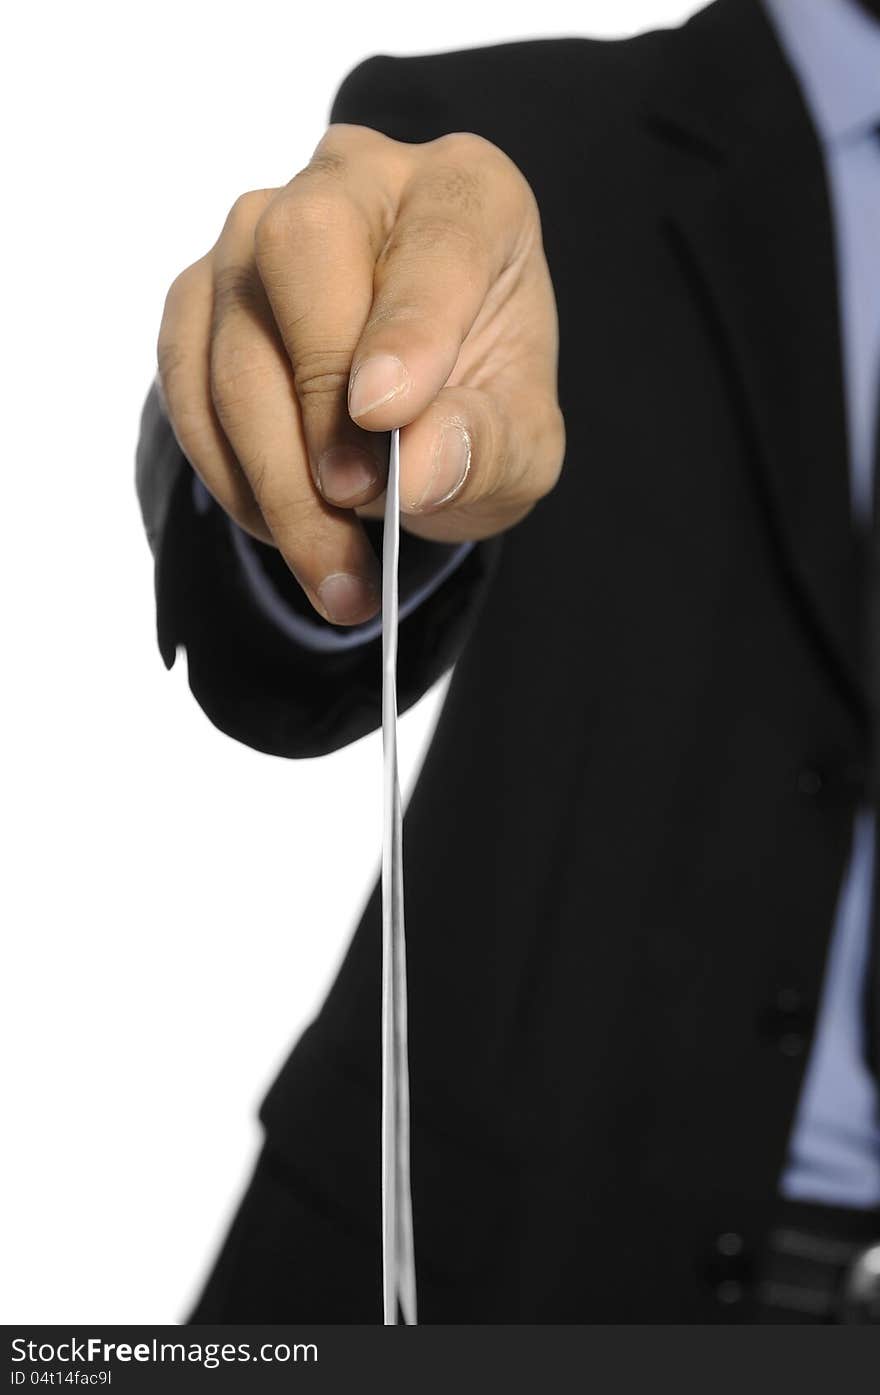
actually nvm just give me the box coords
[192,475,475,653]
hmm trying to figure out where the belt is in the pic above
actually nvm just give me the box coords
[755,1198,880,1323]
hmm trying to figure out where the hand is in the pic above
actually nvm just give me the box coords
[155,123,564,625]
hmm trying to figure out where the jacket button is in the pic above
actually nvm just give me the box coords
[716,1280,744,1305]
[756,986,814,1054]
[702,1231,753,1301]
[716,1232,744,1257]
[797,767,823,797]
[779,1031,808,1057]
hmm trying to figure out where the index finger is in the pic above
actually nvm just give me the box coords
[253,126,403,506]
[347,132,537,431]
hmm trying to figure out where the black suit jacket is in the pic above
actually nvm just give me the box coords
[136,0,871,1321]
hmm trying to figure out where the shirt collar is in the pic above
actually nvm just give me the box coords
[762,0,880,143]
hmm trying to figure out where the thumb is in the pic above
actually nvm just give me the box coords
[396,383,565,539]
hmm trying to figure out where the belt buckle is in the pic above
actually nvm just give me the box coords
[838,1243,880,1323]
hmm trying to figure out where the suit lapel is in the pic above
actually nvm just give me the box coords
[644,0,866,713]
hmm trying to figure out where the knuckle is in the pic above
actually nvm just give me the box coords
[161,264,193,314]
[291,346,352,403]
[259,489,320,542]
[158,262,203,349]
[418,156,485,215]
[211,263,265,330]
[302,147,348,180]
[253,200,289,259]
[289,190,348,237]
[428,133,538,239]
[319,121,400,170]
[253,195,309,261]
[429,130,497,167]
[361,296,433,336]
[209,339,268,417]
[323,120,378,149]
[254,188,345,266]
[382,212,485,270]
[429,131,522,193]
[224,188,274,236]
[233,447,313,523]
[155,333,185,404]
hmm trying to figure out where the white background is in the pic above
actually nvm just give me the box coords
[4,0,700,1322]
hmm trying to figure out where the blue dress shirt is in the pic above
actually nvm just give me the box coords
[763,0,880,1207]
[203,0,880,1207]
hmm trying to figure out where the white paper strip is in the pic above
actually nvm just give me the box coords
[381,427,417,1326]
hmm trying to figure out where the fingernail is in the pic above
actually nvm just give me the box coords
[316,571,380,625]
[348,354,410,418]
[316,445,379,503]
[409,423,472,511]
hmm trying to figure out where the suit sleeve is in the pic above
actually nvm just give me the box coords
[135,55,503,759]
